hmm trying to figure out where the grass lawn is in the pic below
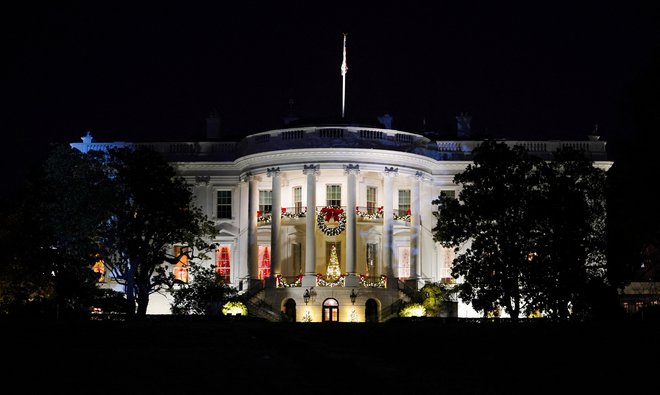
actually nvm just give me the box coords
[2,317,657,394]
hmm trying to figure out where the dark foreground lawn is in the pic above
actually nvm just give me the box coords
[2,317,658,394]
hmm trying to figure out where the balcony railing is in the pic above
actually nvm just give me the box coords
[274,274,389,288]
[356,206,384,221]
[258,206,410,224]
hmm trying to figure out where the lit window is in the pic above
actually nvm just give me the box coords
[326,185,341,207]
[366,243,377,277]
[258,245,271,279]
[398,189,411,215]
[259,190,273,214]
[173,246,189,283]
[216,245,231,283]
[92,260,106,283]
[217,190,232,219]
[293,186,302,214]
[367,186,377,214]
[398,246,411,278]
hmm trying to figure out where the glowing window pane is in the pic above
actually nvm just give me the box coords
[92,260,105,283]
[216,245,231,282]
[173,246,189,283]
[398,246,410,278]
[258,245,271,280]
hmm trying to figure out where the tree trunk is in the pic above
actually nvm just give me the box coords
[135,281,150,316]
[124,275,137,318]
[124,262,137,318]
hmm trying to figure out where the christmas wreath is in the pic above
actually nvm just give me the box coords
[317,207,346,236]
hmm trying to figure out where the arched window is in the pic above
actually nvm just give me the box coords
[283,299,296,322]
[322,298,339,322]
[365,299,379,323]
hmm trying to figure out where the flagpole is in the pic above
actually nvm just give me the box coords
[341,33,348,119]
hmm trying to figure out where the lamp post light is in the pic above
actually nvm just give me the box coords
[303,289,310,305]
[350,288,357,305]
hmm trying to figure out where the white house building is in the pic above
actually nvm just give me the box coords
[71,121,612,322]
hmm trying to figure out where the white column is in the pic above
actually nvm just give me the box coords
[410,171,423,283]
[266,167,281,288]
[302,164,319,287]
[383,167,398,288]
[242,173,259,287]
[344,164,360,287]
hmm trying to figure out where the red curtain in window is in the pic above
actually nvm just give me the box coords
[259,246,271,279]
[216,246,231,282]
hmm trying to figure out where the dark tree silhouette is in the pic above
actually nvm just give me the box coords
[0,145,115,317]
[95,146,218,317]
[433,140,544,320]
[433,141,610,320]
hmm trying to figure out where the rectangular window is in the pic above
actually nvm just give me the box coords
[92,260,106,283]
[398,246,411,278]
[216,245,231,283]
[292,243,302,275]
[326,185,341,207]
[259,190,273,213]
[440,190,456,199]
[398,189,411,215]
[440,247,455,282]
[293,186,302,214]
[173,246,189,283]
[367,186,377,214]
[216,190,232,219]
[366,243,378,277]
[258,245,271,280]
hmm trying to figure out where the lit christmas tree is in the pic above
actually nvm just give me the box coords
[326,244,341,282]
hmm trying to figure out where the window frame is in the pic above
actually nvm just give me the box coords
[326,184,342,207]
[216,190,233,219]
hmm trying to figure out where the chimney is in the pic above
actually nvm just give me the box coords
[377,113,393,129]
[282,98,300,126]
[456,113,472,139]
[206,110,221,140]
[587,123,600,141]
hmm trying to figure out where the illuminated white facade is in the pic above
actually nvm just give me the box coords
[72,125,612,321]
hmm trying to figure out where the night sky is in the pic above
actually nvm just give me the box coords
[3,2,660,195]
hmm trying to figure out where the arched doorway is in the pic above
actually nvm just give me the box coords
[322,298,339,322]
[283,298,296,322]
[365,299,379,323]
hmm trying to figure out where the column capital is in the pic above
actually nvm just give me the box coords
[343,164,360,175]
[303,164,320,176]
[239,172,253,183]
[267,167,281,177]
[195,175,210,186]
[384,167,399,177]
[414,171,429,182]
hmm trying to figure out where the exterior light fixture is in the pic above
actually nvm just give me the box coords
[350,288,358,305]
[303,289,310,305]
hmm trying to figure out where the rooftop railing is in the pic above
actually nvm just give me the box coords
[71,126,609,162]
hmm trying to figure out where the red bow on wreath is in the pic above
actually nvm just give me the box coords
[321,207,343,222]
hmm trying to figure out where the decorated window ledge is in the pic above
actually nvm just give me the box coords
[356,206,384,220]
[276,274,303,288]
[359,274,387,288]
